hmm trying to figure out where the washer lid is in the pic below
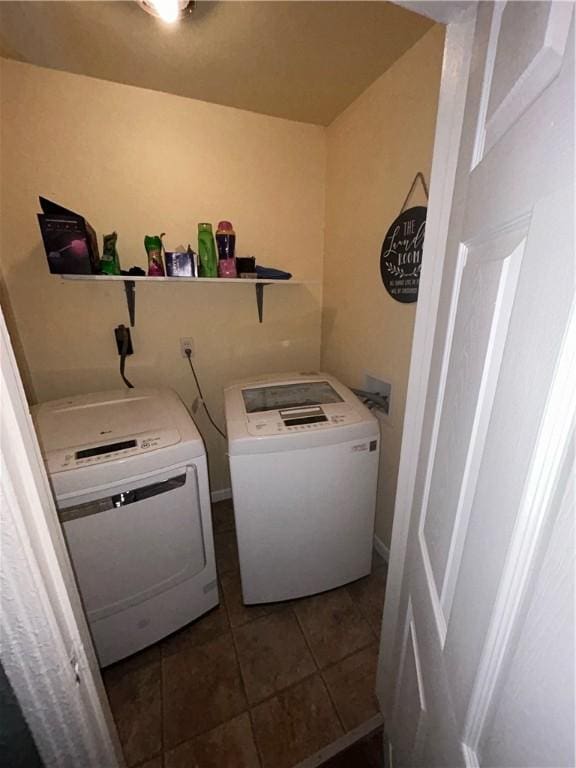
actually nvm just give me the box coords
[242,380,344,413]
[224,372,379,453]
[32,388,203,473]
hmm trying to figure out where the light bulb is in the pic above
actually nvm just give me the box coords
[149,0,179,23]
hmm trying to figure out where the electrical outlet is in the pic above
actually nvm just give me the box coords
[364,373,391,415]
[180,337,194,358]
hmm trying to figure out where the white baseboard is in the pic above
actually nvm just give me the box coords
[211,487,232,503]
[373,534,390,563]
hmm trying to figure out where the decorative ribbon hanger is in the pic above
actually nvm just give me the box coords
[399,171,429,214]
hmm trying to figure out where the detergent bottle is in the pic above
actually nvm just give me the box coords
[216,220,237,278]
[198,223,218,278]
[144,234,165,277]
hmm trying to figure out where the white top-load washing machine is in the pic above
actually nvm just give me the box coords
[33,388,218,667]
[224,372,379,604]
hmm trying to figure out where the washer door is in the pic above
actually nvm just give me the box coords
[58,464,205,622]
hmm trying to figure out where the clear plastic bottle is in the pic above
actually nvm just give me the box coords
[198,223,218,278]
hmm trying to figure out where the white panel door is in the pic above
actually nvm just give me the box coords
[380,2,574,766]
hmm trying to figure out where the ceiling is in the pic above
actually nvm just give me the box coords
[0,1,433,126]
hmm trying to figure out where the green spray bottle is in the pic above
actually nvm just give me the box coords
[198,223,218,278]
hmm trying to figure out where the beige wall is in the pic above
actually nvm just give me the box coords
[1,30,442,531]
[0,58,325,492]
[321,26,444,548]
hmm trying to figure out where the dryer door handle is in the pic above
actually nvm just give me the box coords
[59,473,188,523]
[111,473,187,507]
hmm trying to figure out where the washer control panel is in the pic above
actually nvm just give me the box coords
[55,429,181,471]
[246,404,361,436]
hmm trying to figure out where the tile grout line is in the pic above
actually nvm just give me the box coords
[232,597,373,724]
[159,631,249,756]
[224,569,264,768]
[249,610,372,760]
[318,638,382,741]
[107,652,165,768]
[228,613,265,768]
[317,672,347,739]
[293,587,384,737]
[291,605,320,673]
[248,669,319,710]
[345,579,383,641]
[294,586,378,670]
[318,637,380,677]
[159,589,244,757]
[291,605,347,735]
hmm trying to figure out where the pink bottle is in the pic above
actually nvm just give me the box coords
[216,221,237,278]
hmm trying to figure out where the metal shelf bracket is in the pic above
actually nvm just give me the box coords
[124,280,136,327]
[255,282,265,323]
[255,282,273,322]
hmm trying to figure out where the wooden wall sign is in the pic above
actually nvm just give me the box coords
[380,205,427,303]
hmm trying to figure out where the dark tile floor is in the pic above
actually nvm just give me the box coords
[103,500,388,768]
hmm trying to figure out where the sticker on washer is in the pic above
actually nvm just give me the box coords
[351,443,368,452]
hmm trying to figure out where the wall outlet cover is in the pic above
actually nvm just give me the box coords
[180,338,194,358]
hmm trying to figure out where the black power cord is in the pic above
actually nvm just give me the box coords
[184,349,226,439]
[119,325,134,389]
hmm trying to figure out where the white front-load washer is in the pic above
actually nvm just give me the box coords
[224,372,379,604]
[32,388,218,667]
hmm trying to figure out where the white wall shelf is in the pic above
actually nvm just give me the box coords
[57,274,310,324]
[58,274,306,285]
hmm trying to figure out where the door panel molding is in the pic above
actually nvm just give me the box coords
[462,741,480,768]
[441,232,526,619]
[417,528,447,646]
[483,2,573,158]
[471,0,503,169]
[416,243,468,647]
[461,304,576,757]
[423,241,511,594]
[393,599,428,765]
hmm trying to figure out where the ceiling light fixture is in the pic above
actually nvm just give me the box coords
[137,0,195,24]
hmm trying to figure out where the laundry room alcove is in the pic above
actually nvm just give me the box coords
[0,2,446,766]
